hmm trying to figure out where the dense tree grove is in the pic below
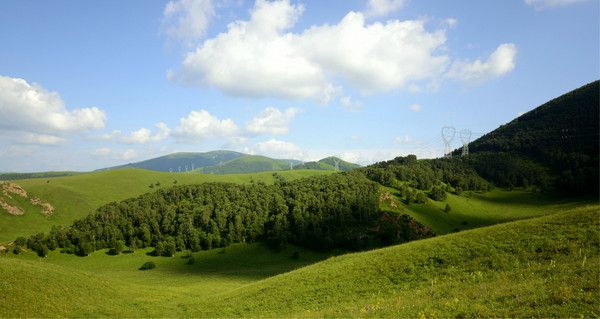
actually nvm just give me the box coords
[24,174,433,257]
[359,155,491,193]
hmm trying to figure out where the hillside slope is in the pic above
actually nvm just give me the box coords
[463,80,599,194]
[100,150,245,172]
[294,156,361,171]
[200,155,302,174]
[1,205,597,317]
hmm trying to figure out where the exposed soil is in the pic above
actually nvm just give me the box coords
[0,182,54,216]
[0,198,25,216]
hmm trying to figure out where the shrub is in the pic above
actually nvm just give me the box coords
[37,245,49,257]
[13,245,21,255]
[444,203,452,213]
[430,186,447,201]
[139,261,156,270]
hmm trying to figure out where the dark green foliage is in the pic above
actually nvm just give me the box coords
[14,237,27,246]
[464,80,599,195]
[291,251,300,260]
[185,256,195,265]
[37,245,49,257]
[12,245,21,255]
[28,167,432,257]
[361,155,491,192]
[430,185,447,201]
[139,261,156,270]
[26,173,432,256]
[444,204,452,213]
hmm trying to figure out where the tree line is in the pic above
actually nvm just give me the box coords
[21,173,433,257]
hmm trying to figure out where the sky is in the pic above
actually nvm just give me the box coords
[0,0,598,172]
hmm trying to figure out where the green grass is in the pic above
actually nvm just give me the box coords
[1,205,597,317]
[199,155,301,174]
[380,186,595,234]
[0,169,333,243]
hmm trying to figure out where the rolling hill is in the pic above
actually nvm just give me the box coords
[1,205,596,317]
[99,150,245,172]
[293,156,361,171]
[199,155,302,174]
[462,80,599,194]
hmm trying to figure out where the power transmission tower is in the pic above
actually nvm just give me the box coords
[441,126,456,158]
[459,129,472,156]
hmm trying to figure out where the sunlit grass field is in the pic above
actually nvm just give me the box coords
[379,186,594,234]
[1,205,597,317]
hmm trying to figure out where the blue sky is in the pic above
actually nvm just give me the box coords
[0,0,598,171]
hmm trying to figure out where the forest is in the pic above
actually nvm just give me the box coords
[20,173,433,257]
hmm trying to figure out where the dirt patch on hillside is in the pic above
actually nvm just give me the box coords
[0,181,54,216]
[0,198,24,215]
[30,197,54,216]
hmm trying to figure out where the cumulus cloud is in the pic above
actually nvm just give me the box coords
[162,0,214,44]
[21,133,67,145]
[524,0,590,9]
[0,75,106,144]
[408,103,422,112]
[173,110,239,142]
[100,123,170,144]
[173,1,517,100]
[175,0,452,100]
[247,138,303,159]
[340,96,362,112]
[92,147,139,161]
[446,43,517,83]
[246,107,299,135]
[365,0,405,18]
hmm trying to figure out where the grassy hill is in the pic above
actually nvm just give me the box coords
[0,168,333,243]
[100,150,245,172]
[378,186,593,234]
[294,156,361,171]
[1,204,597,317]
[463,80,599,194]
[199,155,302,174]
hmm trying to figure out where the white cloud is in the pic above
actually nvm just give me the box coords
[446,43,517,83]
[365,0,405,18]
[247,138,303,159]
[246,107,299,135]
[162,0,214,44]
[340,96,362,112]
[93,147,112,156]
[0,75,106,144]
[524,0,589,9]
[100,123,171,144]
[173,110,239,142]
[21,133,67,145]
[175,0,454,100]
[122,122,171,144]
[92,147,139,161]
[408,103,422,112]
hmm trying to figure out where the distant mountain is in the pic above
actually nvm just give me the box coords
[463,80,599,194]
[99,151,245,172]
[199,155,302,174]
[293,157,361,172]
[100,151,361,174]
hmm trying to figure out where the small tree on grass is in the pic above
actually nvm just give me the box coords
[13,245,22,255]
[37,245,49,257]
[444,203,452,213]
[139,261,156,270]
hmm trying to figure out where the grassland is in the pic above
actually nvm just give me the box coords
[0,169,333,243]
[1,205,597,317]
[379,186,594,234]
